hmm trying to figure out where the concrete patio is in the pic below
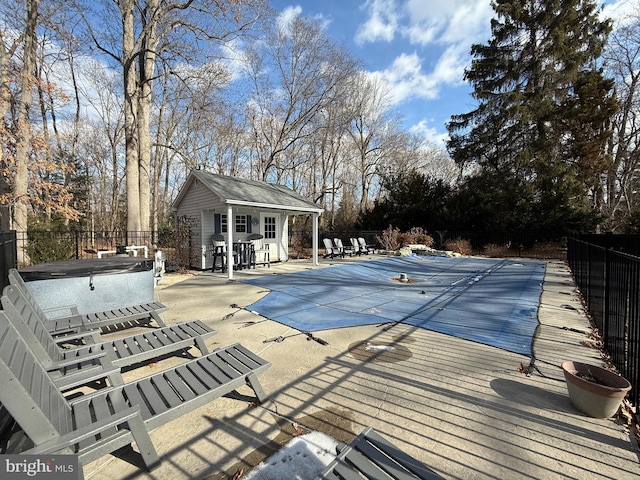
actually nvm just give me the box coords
[82,255,640,480]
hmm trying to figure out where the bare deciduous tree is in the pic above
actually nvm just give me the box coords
[76,59,126,232]
[343,71,400,214]
[245,13,358,182]
[603,6,640,231]
[76,0,268,232]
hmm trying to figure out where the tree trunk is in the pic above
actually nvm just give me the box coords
[13,0,40,237]
[0,37,17,230]
[137,0,160,234]
[120,0,141,232]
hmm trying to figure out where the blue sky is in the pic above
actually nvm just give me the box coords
[270,0,634,148]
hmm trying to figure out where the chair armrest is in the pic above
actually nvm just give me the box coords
[42,304,80,316]
[53,365,122,391]
[67,381,126,404]
[54,330,102,346]
[53,351,110,369]
[27,406,143,454]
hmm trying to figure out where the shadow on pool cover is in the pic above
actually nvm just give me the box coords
[244,255,545,356]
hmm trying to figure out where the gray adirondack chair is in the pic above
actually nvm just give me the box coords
[2,284,214,372]
[8,269,167,334]
[0,312,160,469]
[0,311,271,470]
[316,427,444,480]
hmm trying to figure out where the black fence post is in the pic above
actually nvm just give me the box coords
[0,231,17,294]
[603,243,609,347]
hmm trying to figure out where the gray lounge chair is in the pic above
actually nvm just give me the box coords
[0,311,271,470]
[8,268,167,334]
[2,284,214,371]
[316,427,444,480]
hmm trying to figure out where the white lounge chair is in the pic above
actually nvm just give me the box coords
[334,238,353,257]
[323,238,344,258]
[350,237,364,255]
[358,237,376,254]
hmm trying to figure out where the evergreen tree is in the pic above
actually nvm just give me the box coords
[447,0,616,235]
[357,170,452,231]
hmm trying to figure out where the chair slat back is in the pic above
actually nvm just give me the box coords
[1,285,63,366]
[8,269,50,319]
[0,312,71,445]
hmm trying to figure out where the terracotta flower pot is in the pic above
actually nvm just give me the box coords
[562,361,631,418]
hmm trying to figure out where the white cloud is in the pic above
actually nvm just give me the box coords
[431,45,469,85]
[410,119,449,147]
[438,1,493,44]
[276,4,333,35]
[379,52,438,103]
[600,0,639,24]
[277,5,303,30]
[402,0,492,46]
[374,45,468,107]
[355,0,400,45]
[219,38,250,81]
[367,1,493,107]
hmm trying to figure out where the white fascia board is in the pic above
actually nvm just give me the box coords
[226,199,324,214]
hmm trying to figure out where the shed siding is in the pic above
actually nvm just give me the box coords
[175,181,222,269]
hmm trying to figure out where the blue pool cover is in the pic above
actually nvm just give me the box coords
[244,255,545,356]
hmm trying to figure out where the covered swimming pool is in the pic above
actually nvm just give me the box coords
[245,255,545,356]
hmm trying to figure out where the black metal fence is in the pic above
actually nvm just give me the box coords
[10,230,178,266]
[572,233,640,256]
[0,231,17,294]
[567,235,640,409]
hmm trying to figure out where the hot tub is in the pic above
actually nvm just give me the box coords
[19,257,155,316]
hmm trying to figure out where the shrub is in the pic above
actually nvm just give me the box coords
[399,230,433,247]
[483,243,510,257]
[289,231,311,259]
[377,225,402,251]
[398,231,414,246]
[444,238,472,255]
[408,227,434,247]
[24,231,75,265]
[174,215,195,271]
[377,226,434,251]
